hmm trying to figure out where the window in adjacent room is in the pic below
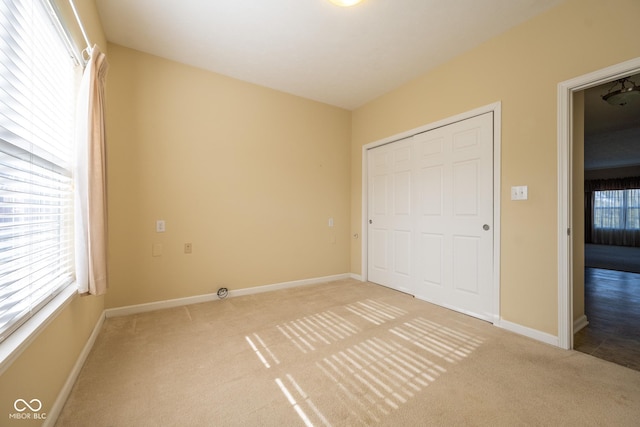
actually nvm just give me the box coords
[0,0,82,343]
[593,189,640,230]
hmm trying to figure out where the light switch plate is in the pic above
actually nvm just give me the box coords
[156,220,166,232]
[511,186,528,201]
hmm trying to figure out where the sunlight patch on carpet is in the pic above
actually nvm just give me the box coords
[344,299,408,325]
[247,300,484,424]
[276,311,360,353]
[276,375,331,427]
[246,333,280,368]
[389,317,484,363]
[315,336,447,423]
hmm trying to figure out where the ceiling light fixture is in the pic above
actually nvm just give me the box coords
[601,77,640,106]
[328,0,363,7]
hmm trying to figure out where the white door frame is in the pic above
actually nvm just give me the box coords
[557,57,640,350]
[361,102,502,324]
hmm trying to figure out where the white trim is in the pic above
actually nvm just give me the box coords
[491,104,502,325]
[105,273,354,318]
[361,142,370,283]
[350,273,364,281]
[0,284,77,376]
[44,310,105,427]
[557,57,640,350]
[105,293,219,318]
[496,319,559,347]
[360,102,502,323]
[573,315,589,334]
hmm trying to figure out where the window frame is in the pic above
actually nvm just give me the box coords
[0,0,86,373]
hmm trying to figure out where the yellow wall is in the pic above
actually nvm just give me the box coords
[351,0,640,335]
[104,45,352,308]
[0,296,103,427]
[2,1,639,423]
[0,1,106,426]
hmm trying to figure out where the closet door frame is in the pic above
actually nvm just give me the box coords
[361,102,502,324]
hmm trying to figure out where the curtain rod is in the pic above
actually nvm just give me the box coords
[68,0,92,55]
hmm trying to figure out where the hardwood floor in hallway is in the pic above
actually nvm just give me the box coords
[574,268,640,371]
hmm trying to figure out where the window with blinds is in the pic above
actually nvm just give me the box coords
[594,189,640,230]
[0,0,80,343]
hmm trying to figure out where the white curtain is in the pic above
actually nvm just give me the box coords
[75,45,109,295]
[592,188,640,247]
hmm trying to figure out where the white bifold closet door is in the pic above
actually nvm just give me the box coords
[367,112,494,322]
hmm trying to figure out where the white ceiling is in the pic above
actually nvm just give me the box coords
[95,0,564,110]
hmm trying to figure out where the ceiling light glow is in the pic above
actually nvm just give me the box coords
[328,0,363,7]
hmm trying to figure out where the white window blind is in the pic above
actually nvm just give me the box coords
[0,0,79,343]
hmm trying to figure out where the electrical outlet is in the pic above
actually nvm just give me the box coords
[184,243,192,254]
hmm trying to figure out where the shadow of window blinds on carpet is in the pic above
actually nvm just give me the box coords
[245,298,485,426]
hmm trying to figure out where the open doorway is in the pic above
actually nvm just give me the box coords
[573,74,640,371]
[557,57,640,353]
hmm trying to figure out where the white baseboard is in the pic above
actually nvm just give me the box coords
[349,273,363,281]
[105,273,354,318]
[44,311,106,427]
[105,291,220,318]
[573,315,589,333]
[228,273,353,298]
[496,319,560,347]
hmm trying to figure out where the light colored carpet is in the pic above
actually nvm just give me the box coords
[56,279,640,426]
[585,243,640,274]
